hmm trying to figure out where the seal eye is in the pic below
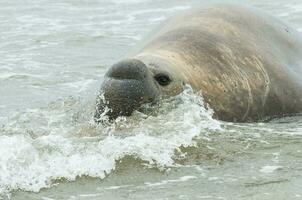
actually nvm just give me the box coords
[154,73,171,86]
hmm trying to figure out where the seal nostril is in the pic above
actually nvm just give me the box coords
[154,73,171,86]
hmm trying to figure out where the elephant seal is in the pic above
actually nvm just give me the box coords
[95,4,302,122]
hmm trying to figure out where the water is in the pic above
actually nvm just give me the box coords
[1,0,302,199]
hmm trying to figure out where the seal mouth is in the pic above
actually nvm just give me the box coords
[94,78,158,121]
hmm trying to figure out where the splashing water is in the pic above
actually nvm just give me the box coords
[0,87,220,197]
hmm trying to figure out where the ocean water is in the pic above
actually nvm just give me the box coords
[1,0,302,199]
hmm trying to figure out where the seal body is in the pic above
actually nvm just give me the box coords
[95,4,302,122]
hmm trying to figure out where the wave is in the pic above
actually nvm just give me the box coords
[0,87,220,197]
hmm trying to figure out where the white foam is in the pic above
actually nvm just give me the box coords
[41,197,56,200]
[0,88,220,195]
[148,16,166,22]
[259,165,283,174]
[278,12,290,17]
[78,193,103,197]
[0,72,22,80]
[104,185,133,190]
[144,176,197,187]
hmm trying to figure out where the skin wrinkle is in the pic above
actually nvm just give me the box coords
[218,44,253,121]
[251,55,271,108]
[136,51,189,82]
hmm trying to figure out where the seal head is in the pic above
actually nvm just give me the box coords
[94,58,178,121]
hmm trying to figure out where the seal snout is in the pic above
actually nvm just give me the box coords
[106,59,149,80]
[95,59,160,121]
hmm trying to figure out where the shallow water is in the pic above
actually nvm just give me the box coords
[1,0,302,199]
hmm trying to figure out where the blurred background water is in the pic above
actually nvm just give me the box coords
[1,0,302,199]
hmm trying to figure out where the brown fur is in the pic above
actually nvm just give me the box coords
[131,4,302,122]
